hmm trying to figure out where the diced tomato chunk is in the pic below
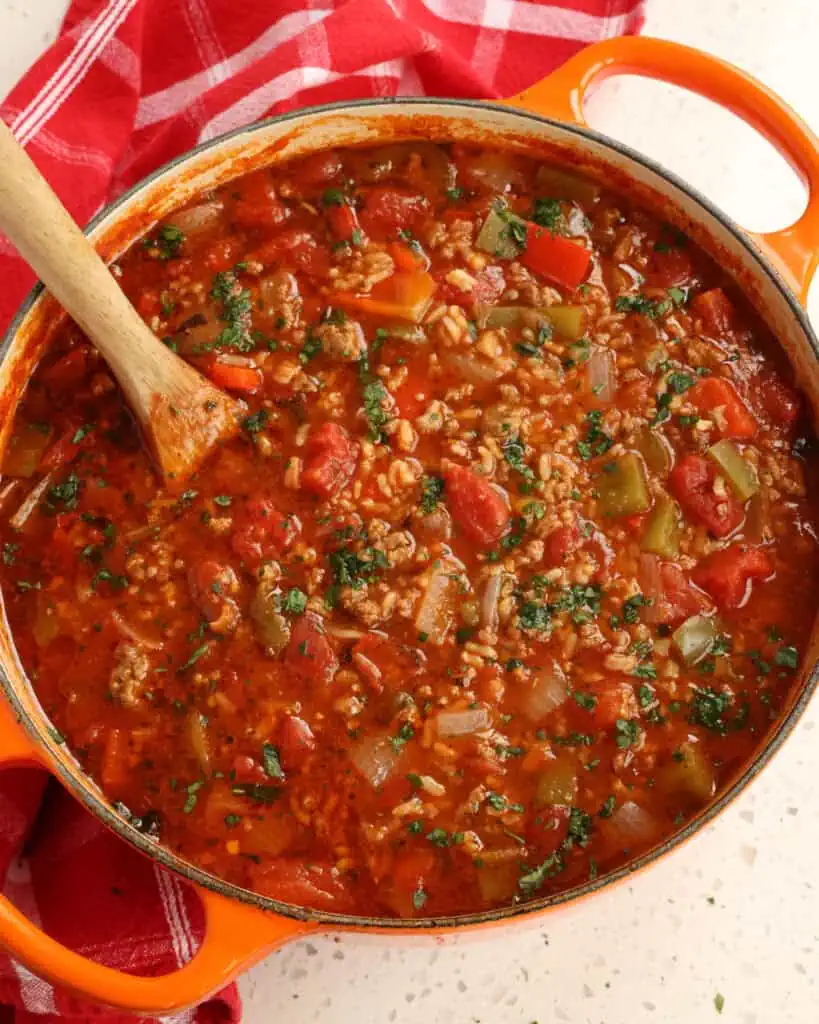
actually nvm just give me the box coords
[521,223,591,289]
[689,377,757,439]
[669,454,744,538]
[382,848,440,917]
[232,197,288,230]
[352,633,425,693]
[249,860,356,912]
[648,247,694,287]
[759,372,801,428]
[692,544,773,609]
[231,755,268,785]
[277,716,316,771]
[326,202,361,242]
[360,187,430,238]
[443,464,510,547]
[230,170,289,229]
[593,681,639,729]
[204,237,243,272]
[393,367,429,420]
[692,287,736,336]
[249,228,330,277]
[231,497,299,567]
[41,349,89,391]
[284,613,338,687]
[298,150,343,186]
[471,265,506,305]
[545,524,581,565]
[187,561,237,624]
[657,562,709,623]
[302,422,358,500]
[40,423,89,471]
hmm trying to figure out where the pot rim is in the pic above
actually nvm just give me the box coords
[2,94,817,931]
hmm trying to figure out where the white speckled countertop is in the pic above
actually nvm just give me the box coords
[2,2,819,1021]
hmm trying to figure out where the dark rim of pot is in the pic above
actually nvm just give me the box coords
[1,96,817,932]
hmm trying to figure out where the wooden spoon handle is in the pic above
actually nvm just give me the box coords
[0,120,241,484]
[0,120,163,388]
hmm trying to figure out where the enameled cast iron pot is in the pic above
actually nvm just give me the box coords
[2,36,819,1014]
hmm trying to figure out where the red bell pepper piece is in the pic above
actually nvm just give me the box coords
[692,544,773,609]
[521,223,591,289]
[689,377,757,439]
[669,454,744,538]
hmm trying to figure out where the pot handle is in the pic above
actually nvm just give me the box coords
[506,36,819,305]
[0,700,317,1013]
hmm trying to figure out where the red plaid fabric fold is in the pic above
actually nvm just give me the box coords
[0,0,643,1020]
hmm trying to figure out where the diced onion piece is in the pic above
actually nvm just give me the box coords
[521,662,569,721]
[546,304,585,340]
[586,346,616,403]
[350,733,400,788]
[442,351,506,384]
[639,553,664,625]
[32,593,60,647]
[465,152,525,193]
[188,711,211,772]
[607,801,658,846]
[707,440,759,501]
[672,613,717,665]
[480,572,504,631]
[535,164,601,205]
[475,207,524,260]
[167,201,224,236]
[9,473,55,531]
[111,611,164,651]
[436,706,491,738]
[643,346,668,374]
[3,424,52,479]
[415,568,456,644]
[250,586,290,653]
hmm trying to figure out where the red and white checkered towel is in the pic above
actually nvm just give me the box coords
[0,0,644,1020]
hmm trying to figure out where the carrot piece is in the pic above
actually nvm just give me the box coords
[334,270,437,323]
[388,241,423,272]
[205,360,262,395]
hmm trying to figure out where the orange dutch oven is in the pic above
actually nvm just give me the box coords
[1,35,819,1013]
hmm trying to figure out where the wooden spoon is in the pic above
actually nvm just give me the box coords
[0,120,241,485]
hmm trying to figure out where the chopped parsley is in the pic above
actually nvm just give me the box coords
[621,593,652,625]
[503,436,537,486]
[576,409,613,461]
[615,293,672,319]
[281,588,308,615]
[614,718,642,749]
[567,807,593,846]
[518,601,551,632]
[689,687,732,734]
[262,743,284,780]
[2,542,18,566]
[775,645,799,669]
[45,472,81,511]
[241,409,268,435]
[358,353,391,442]
[420,475,444,514]
[530,197,563,234]
[300,331,322,364]
[572,691,597,711]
